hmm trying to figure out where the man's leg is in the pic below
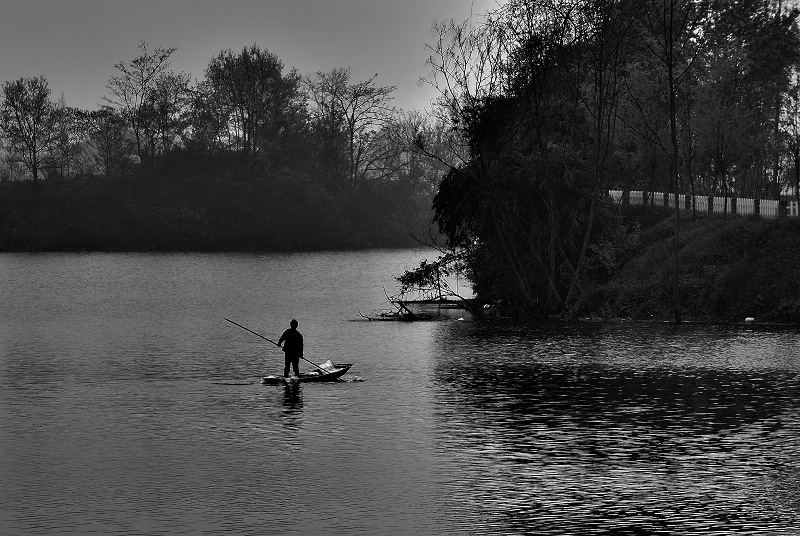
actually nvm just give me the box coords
[284,355,291,377]
[292,356,300,376]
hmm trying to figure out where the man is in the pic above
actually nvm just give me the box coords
[278,319,303,378]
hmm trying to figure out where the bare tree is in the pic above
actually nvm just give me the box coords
[47,98,88,180]
[104,42,178,160]
[79,108,134,177]
[0,76,62,183]
[307,67,396,195]
[391,109,465,192]
[143,71,191,156]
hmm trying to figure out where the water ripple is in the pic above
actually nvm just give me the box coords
[428,321,800,534]
[2,253,799,534]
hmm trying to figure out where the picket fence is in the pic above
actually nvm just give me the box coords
[609,190,799,219]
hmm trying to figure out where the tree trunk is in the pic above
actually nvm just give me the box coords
[668,30,682,324]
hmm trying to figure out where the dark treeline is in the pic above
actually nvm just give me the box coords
[0,44,460,251]
[401,0,800,320]
[0,155,435,251]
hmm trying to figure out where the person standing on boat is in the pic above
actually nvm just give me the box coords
[278,319,303,378]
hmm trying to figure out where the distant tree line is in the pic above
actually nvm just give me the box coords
[0,43,462,250]
[410,0,800,320]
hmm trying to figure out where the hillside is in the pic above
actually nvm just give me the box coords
[574,205,800,324]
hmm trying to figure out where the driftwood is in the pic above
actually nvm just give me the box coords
[380,288,420,320]
[356,308,404,321]
[353,288,425,321]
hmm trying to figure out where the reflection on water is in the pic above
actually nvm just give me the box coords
[283,381,303,409]
[282,382,304,431]
[1,252,799,535]
[430,321,800,534]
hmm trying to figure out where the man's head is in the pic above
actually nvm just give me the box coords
[290,319,298,329]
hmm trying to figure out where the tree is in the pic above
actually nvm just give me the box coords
[184,79,228,155]
[635,0,713,322]
[694,21,759,206]
[759,0,800,190]
[392,110,464,195]
[143,71,191,156]
[0,76,62,183]
[423,3,606,317]
[566,0,641,307]
[307,67,396,195]
[785,74,800,202]
[48,99,91,179]
[104,42,179,160]
[202,44,303,164]
[79,107,134,177]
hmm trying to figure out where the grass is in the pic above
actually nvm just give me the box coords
[574,206,800,324]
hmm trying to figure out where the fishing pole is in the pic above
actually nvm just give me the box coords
[222,317,325,371]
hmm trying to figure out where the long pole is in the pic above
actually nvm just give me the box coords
[222,317,324,371]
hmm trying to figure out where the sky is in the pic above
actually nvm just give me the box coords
[0,0,504,113]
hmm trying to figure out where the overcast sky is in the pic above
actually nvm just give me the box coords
[0,0,504,112]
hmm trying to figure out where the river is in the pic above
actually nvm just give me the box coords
[1,250,799,535]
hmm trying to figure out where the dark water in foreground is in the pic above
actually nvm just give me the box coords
[1,251,799,535]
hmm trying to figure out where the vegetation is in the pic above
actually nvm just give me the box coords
[0,43,456,251]
[407,0,800,322]
[0,154,434,251]
[3,1,800,324]
[573,205,800,324]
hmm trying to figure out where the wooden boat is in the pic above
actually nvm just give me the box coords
[220,319,354,383]
[261,362,353,384]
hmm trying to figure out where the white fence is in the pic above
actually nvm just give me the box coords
[609,190,791,219]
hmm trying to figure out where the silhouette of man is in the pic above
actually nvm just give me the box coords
[278,319,303,378]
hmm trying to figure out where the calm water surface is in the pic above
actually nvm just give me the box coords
[1,250,799,535]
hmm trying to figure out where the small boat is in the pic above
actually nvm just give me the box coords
[261,361,353,384]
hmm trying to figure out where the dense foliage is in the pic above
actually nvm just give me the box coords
[414,0,800,320]
[0,152,435,251]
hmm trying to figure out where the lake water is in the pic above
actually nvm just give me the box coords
[1,250,799,535]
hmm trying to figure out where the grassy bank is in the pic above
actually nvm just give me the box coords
[574,205,800,324]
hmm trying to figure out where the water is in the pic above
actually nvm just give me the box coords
[1,251,799,535]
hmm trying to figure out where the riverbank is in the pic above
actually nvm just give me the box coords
[573,205,800,324]
[4,175,798,325]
